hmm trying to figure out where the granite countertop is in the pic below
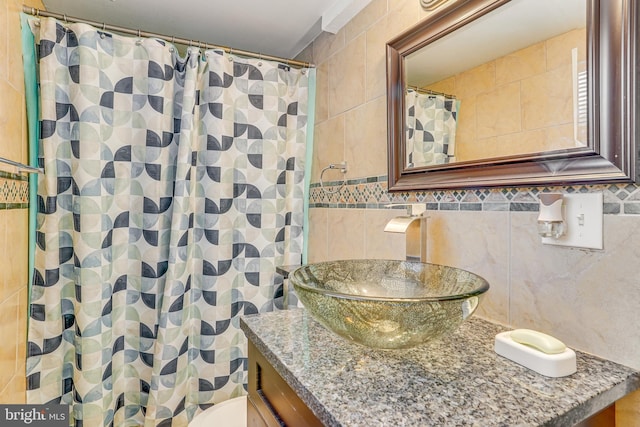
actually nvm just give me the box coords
[240,309,640,427]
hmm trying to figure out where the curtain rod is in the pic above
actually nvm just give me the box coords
[407,86,457,99]
[22,6,314,69]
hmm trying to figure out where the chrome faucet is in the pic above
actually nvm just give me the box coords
[384,204,427,262]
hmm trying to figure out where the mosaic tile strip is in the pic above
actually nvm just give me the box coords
[0,175,30,208]
[309,176,640,215]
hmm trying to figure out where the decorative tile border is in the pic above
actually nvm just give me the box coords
[309,176,640,215]
[4,169,640,214]
[0,172,30,209]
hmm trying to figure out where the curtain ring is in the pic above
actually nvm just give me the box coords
[137,29,141,38]
[102,22,106,31]
[319,162,348,195]
[189,40,193,47]
[171,36,175,44]
[63,14,68,23]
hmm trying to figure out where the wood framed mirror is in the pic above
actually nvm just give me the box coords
[387,0,638,191]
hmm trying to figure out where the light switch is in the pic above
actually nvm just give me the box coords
[541,193,603,250]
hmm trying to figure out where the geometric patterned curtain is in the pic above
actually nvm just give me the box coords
[26,17,310,426]
[405,89,458,168]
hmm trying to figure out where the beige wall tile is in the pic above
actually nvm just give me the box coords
[0,294,20,394]
[364,17,390,102]
[426,211,510,324]
[364,0,421,102]
[0,374,26,404]
[328,34,366,117]
[7,0,27,91]
[460,136,499,162]
[454,95,477,161]
[0,0,8,82]
[545,123,579,150]
[312,115,345,183]
[546,28,587,71]
[344,96,387,178]
[521,65,573,130]
[476,82,521,139]
[315,61,329,124]
[363,209,406,260]
[455,62,495,99]
[313,30,345,65]
[0,212,7,295]
[386,0,422,36]
[495,42,546,87]
[0,81,26,162]
[5,209,29,289]
[344,0,387,43]
[509,213,640,370]
[307,208,328,263]
[496,128,546,158]
[326,208,365,260]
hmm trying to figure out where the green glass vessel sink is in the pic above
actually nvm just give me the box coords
[289,260,489,349]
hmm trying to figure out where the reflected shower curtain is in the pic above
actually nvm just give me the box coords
[405,89,458,167]
[26,18,310,426]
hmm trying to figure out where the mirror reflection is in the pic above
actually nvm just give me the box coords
[403,0,587,169]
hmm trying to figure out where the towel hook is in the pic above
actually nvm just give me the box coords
[320,162,348,195]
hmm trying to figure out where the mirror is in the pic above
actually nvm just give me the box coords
[387,0,638,190]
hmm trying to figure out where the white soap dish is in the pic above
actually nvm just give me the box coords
[494,330,576,377]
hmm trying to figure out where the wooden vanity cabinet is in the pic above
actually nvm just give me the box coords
[247,340,323,427]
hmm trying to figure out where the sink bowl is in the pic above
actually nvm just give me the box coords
[289,260,489,349]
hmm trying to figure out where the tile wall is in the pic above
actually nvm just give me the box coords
[297,0,640,423]
[0,0,44,404]
[427,28,586,161]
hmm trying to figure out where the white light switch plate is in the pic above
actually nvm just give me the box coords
[541,193,603,249]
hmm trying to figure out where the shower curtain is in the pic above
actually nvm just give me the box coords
[405,89,458,167]
[25,17,312,426]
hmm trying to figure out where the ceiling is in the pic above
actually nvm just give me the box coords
[41,0,371,59]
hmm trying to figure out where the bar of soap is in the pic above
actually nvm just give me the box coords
[510,329,566,354]
[495,331,576,377]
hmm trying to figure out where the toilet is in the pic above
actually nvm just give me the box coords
[189,396,247,427]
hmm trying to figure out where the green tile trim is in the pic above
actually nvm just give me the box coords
[0,203,29,210]
[0,170,29,181]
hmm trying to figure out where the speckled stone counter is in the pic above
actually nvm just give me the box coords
[240,309,640,426]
